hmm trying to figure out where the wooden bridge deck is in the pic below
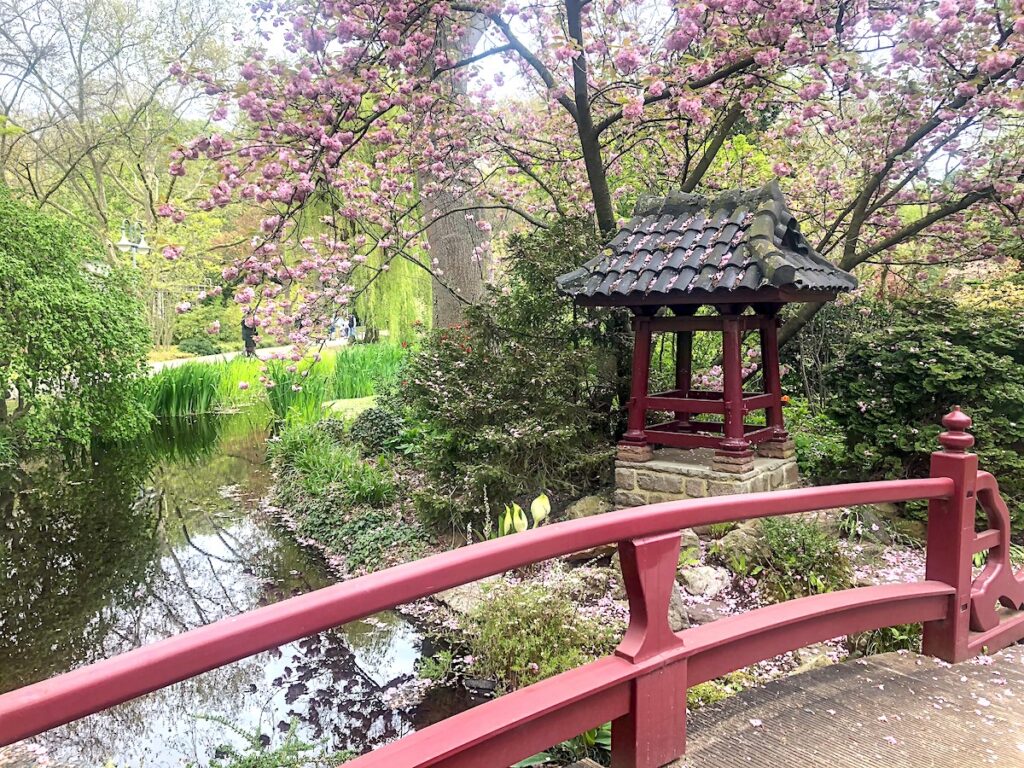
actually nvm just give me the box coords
[675,647,1024,767]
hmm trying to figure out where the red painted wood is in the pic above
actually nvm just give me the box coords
[674,329,692,427]
[922,407,979,663]
[644,396,726,414]
[759,316,786,439]
[343,657,634,768]
[616,534,685,663]
[623,314,653,445]
[611,661,687,768]
[644,424,775,450]
[720,314,747,452]
[972,528,1001,554]
[0,476,955,747]
[965,471,1024,657]
[613,534,687,767]
[683,582,954,686]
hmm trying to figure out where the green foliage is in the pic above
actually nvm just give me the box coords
[848,624,922,656]
[330,343,406,399]
[463,581,618,693]
[271,421,421,573]
[144,344,400,421]
[783,398,848,482]
[349,406,404,453]
[0,184,150,447]
[270,420,395,506]
[514,722,612,767]
[827,297,1024,522]
[264,360,331,424]
[146,363,223,417]
[173,302,242,345]
[751,517,852,601]
[396,221,620,531]
[353,247,431,344]
[199,716,350,768]
[178,335,222,357]
[416,649,455,683]
[686,671,756,710]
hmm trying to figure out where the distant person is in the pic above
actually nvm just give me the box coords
[347,313,357,342]
[242,318,257,357]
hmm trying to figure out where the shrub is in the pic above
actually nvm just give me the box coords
[350,406,404,453]
[394,221,623,531]
[463,581,618,692]
[784,398,847,482]
[0,183,150,447]
[178,335,221,357]
[826,296,1024,522]
[270,420,395,505]
[736,517,853,602]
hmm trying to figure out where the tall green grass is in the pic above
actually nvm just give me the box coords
[145,343,406,420]
[264,359,331,424]
[145,363,222,416]
[329,343,405,399]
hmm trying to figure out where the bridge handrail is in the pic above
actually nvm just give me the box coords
[0,477,950,746]
[3,408,1022,768]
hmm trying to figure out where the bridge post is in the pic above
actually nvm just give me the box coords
[922,407,978,663]
[612,532,687,768]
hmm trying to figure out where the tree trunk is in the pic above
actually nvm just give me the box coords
[422,186,489,327]
[422,22,488,328]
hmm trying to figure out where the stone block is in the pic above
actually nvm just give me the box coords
[636,470,686,494]
[615,467,636,491]
[685,477,708,497]
[707,478,754,496]
[758,438,797,459]
[711,453,755,474]
[616,442,653,462]
[646,491,687,505]
[614,489,648,509]
[565,495,612,519]
[783,461,800,486]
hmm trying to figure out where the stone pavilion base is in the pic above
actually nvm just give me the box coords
[614,447,799,508]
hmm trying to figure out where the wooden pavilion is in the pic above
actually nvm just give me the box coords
[557,181,857,473]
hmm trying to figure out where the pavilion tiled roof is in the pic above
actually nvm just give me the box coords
[556,181,857,302]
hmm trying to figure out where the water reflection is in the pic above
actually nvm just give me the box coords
[0,415,466,766]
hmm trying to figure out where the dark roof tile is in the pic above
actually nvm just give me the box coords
[556,180,857,303]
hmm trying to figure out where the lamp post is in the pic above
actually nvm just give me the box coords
[115,219,151,266]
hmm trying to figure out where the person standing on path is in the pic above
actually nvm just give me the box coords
[242,317,257,357]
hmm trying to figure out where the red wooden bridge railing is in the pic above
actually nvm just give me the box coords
[3,408,1023,767]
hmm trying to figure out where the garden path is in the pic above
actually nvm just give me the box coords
[148,338,348,372]
[676,647,1024,767]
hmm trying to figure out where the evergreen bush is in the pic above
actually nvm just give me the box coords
[393,220,626,531]
[826,296,1024,522]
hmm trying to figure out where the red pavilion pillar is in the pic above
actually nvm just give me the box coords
[714,311,754,473]
[757,309,796,459]
[618,311,655,462]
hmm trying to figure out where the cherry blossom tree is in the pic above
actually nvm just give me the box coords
[170,0,1024,346]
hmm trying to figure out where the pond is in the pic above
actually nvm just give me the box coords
[0,414,468,766]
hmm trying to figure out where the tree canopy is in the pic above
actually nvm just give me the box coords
[0,184,150,447]
[163,0,1024,345]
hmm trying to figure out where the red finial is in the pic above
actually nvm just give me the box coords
[938,406,974,453]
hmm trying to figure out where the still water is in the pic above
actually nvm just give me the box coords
[0,414,461,766]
